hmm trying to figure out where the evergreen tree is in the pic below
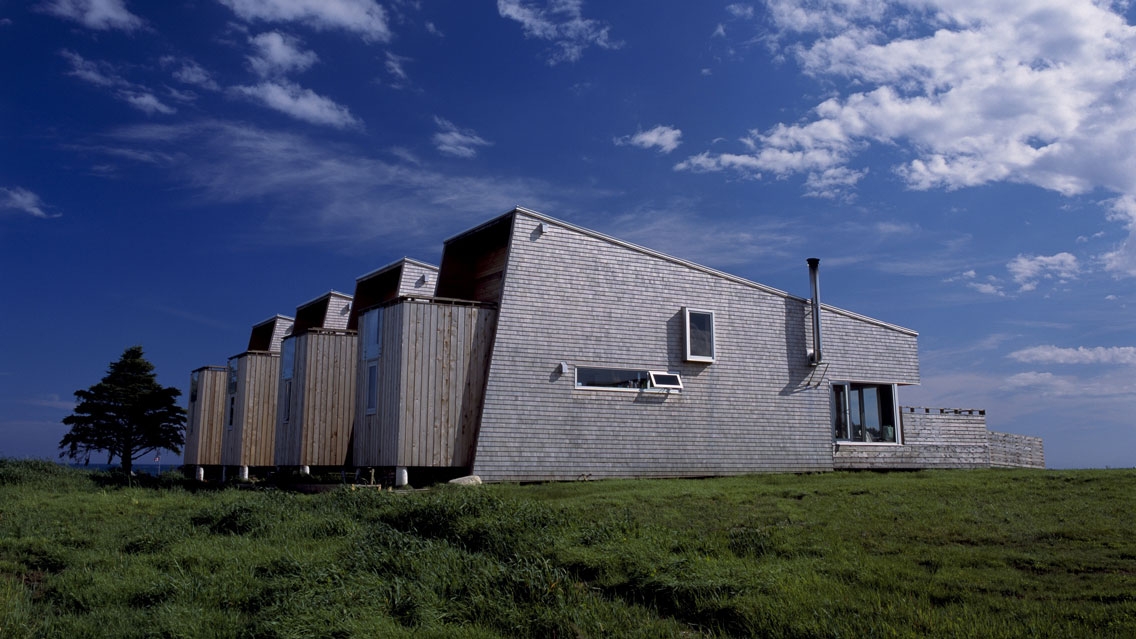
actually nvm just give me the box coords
[60,346,186,475]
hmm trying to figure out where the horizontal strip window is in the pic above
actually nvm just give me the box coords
[575,367,682,392]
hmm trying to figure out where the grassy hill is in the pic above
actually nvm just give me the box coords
[1,460,1133,638]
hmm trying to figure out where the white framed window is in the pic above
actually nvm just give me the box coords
[648,371,683,390]
[365,363,378,413]
[832,382,899,443]
[684,308,716,363]
[575,367,682,392]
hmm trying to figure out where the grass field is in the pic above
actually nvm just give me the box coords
[1,459,1134,638]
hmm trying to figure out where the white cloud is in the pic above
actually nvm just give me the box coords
[726,3,754,20]
[425,21,443,37]
[497,0,622,65]
[1007,252,1079,291]
[614,125,683,154]
[967,281,1005,297]
[0,187,58,219]
[679,0,1136,211]
[432,117,492,158]
[122,91,176,115]
[61,50,176,115]
[218,0,391,42]
[95,120,562,244]
[162,57,220,90]
[1101,195,1136,277]
[41,0,143,31]
[1010,345,1136,366]
[1002,370,1136,398]
[247,31,319,77]
[232,81,360,129]
[385,52,411,86]
[712,24,726,38]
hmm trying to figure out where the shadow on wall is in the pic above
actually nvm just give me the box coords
[780,297,812,396]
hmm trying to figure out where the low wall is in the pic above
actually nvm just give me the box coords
[834,407,990,470]
[988,431,1045,469]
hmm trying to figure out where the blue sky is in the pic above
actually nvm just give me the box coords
[2,0,1134,469]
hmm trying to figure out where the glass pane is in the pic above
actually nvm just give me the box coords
[878,385,897,442]
[366,364,378,410]
[849,389,864,441]
[862,386,881,442]
[576,367,649,389]
[688,311,714,359]
[227,360,239,396]
[281,339,295,380]
[833,385,848,439]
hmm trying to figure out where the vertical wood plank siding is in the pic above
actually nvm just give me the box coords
[470,212,920,482]
[352,301,494,468]
[274,329,358,466]
[183,367,227,465]
[220,352,280,467]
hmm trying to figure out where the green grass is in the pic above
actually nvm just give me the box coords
[1,460,1134,637]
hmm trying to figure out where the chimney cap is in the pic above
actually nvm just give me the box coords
[807,257,820,267]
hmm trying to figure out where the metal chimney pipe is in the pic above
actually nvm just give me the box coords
[807,258,822,365]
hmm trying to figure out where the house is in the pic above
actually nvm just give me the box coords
[183,365,228,477]
[362,207,1042,482]
[219,314,294,479]
[274,291,356,471]
[186,206,1044,482]
[351,258,495,477]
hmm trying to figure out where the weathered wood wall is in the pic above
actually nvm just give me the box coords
[220,352,280,467]
[988,430,1045,468]
[353,301,495,468]
[469,211,921,482]
[274,329,357,466]
[833,408,991,469]
[184,366,227,466]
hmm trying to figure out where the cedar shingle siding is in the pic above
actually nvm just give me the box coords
[469,211,924,481]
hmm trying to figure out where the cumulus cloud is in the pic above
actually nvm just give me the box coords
[497,0,622,64]
[678,0,1136,208]
[40,0,143,31]
[1007,252,1079,292]
[231,81,360,129]
[61,50,176,115]
[1010,345,1136,365]
[614,125,683,154]
[1,187,58,219]
[218,0,391,42]
[432,117,492,158]
[247,32,319,77]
